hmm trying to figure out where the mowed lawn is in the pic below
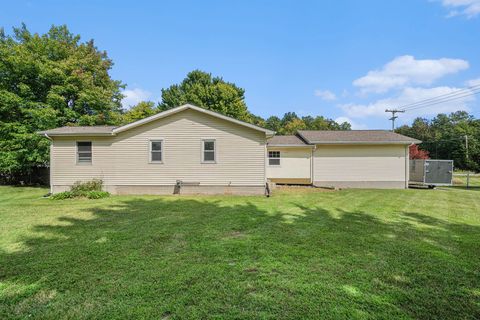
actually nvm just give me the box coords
[0,186,479,319]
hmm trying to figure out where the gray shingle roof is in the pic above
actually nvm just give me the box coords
[40,126,116,136]
[297,130,420,144]
[267,135,308,146]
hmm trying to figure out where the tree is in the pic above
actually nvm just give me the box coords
[269,112,351,134]
[281,112,299,127]
[396,111,480,171]
[265,116,282,132]
[282,118,307,134]
[159,70,252,122]
[0,24,124,180]
[122,101,158,124]
[409,144,430,160]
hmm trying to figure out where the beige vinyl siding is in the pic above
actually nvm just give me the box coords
[266,147,311,180]
[51,109,266,188]
[313,144,407,184]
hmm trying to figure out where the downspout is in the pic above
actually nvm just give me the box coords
[44,133,53,194]
[405,144,411,189]
[310,145,316,185]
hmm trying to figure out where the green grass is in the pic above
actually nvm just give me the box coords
[453,173,480,188]
[1,186,479,319]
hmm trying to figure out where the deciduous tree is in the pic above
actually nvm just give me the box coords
[159,70,252,122]
[0,24,124,179]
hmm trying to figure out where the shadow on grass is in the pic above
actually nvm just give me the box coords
[1,197,479,319]
[448,186,480,192]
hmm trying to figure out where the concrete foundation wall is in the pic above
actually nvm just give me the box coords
[268,178,311,185]
[313,181,406,189]
[52,184,266,195]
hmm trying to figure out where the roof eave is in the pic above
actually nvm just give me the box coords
[38,132,115,137]
[312,141,420,145]
[267,144,314,148]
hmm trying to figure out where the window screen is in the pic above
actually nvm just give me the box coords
[268,151,280,165]
[203,140,215,162]
[77,142,92,163]
[150,140,162,162]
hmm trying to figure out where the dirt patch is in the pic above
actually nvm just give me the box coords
[244,267,259,273]
[222,230,247,239]
[275,185,337,193]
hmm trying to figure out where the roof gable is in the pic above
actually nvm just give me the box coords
[113,104,274,135]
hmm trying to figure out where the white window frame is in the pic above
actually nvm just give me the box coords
[201,138,216,163]
[76,141,92,165]
[149,139,164,164]
[268,150,281,166]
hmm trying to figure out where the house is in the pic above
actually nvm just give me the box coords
[41,104,420,195]
[41,104,274,195]
[267,130,420,189]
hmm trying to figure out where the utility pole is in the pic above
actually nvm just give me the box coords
[465,135,470,189]
[385,109,405,131]
[465,135,469,161]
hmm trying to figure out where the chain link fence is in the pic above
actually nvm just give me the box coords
[452,172,480,190]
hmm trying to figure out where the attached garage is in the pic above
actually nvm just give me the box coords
[266,135,313,185]
[313,144,408,189]
[267,130,420,189]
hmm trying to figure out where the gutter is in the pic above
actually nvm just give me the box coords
[308,141,420,145]
[267,144,315,148]
[38,133,115,137]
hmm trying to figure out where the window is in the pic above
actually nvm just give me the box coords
[77,141,92,164]
[150,140,163,163]
[202,139,216,163]
[268,151,280,166]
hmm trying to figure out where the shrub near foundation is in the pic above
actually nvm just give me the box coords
[51,179,110,200]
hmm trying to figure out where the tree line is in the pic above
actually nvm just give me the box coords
[1,24,478,182]
[396,111,480,171]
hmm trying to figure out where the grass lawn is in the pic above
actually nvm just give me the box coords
[453,172,480,189]
[0,186,479,319]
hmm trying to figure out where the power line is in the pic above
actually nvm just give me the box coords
[385,84,480,127]
[420,137,466,143]
[398,83,480,111]
[401,89,480,112]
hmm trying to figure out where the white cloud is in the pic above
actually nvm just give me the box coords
[340,86,475,121]
[441,0,480,18]
[466,77,480,87]
[314,89,337,101]
[121,88,151,108]
[335,116,368,130]
[353,55,469,94]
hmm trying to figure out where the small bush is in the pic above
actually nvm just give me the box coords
[51,191,75,200]
[71,179,103,193]
[51,179,110,200]
[86,191,110,199]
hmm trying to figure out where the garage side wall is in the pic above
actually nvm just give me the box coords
[313,144,408,189]
[266,147,312,184]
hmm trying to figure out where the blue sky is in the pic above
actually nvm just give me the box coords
[1,0,479,129]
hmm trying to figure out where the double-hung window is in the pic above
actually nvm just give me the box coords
[268,151,280,166]
[150,140,163,163]
[77,141,92,164]
[202,139,216,163]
